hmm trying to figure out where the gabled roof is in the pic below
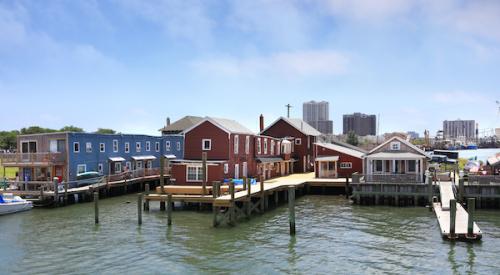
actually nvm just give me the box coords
[331,139,367,154]
[368,136,428,157]
[315,142,365,159]
[261,117,321,137]
[159,116,203,133]
[184,117,254,135]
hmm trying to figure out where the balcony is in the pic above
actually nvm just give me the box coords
[0,152,66,167]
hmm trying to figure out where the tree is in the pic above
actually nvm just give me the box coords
[95,128,116,134]
[60,125,84,132]
[0,131,19,150]
[346,131,359,146]
[20,126,57,135]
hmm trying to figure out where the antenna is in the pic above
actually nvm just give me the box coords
[377,113,380,144]
[285,104,292,118]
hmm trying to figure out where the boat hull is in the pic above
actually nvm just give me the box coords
[0,202,33,215]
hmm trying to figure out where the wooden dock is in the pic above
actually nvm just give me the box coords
[433,181,482,240]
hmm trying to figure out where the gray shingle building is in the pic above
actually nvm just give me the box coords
[443,120,476,141]
[302,101,333,134]
[343,113,376,136]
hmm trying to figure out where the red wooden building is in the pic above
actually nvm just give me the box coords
[314,142,365,178]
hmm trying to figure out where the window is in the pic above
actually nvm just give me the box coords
[307,136,311,149]
[224,163,229,174]
[146,160,152,169]
[408,160,416,172]
[125,142,130,153]
[100,143,105,153]
[271,140,275,155]
[264,139,268,154]
[125,162,131,170]
[234,135,239,154]
[187,166,203,181]
[86,142,92,153]
[277,142,281,155]
[390,141,401,151]
[257,138,261,154]
[146,141,151,152]
[176,142,181,151]
[114,162,122,174]
[166,141,171,151]
[136,142,141,152]
[21,141,37,153]
[73,142,80,153]
[295,138,302,145]
[77,164,86,174]
[202,139,211,151]
[245,136,250,154]
[340,162,352,169]
[375,160,383,172]
[98,163,103,175]
[113,140,118,152]
[155,142,160,152]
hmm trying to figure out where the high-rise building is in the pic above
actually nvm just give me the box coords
[407,131,420,140]
[343,113,376,136]
[302,101,333,134]
[443,120,476,141]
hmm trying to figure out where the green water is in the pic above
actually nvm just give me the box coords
[2,195,500,274]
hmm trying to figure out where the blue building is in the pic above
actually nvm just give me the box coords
[2,132,184,182]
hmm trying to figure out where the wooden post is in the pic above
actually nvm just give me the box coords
[345,177,350,199]
[426,172,432,211]
[202,152,207,195]
[247,178,251,198]
[94,192,99,224]
[260,176,265,212]
[467,198,475,237]
[288,186,296,235]
[274,191,279,206]
[458,178,465,203]
[53,177,59,205]
[64,181,68,204]
[167,194,172,226]
[40,186,44,201]
[212,182,218,227]
[137,193,143,225]
[144,183,150,211]
[449,199,456,237]
[160,155,165,193]
[242,176,247,191]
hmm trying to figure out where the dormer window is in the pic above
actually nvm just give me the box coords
[390,141,401,151]
[202,139,212,151]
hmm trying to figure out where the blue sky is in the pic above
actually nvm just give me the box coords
[0,0,499,136]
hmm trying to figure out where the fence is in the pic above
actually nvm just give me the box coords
[361,173,423,184]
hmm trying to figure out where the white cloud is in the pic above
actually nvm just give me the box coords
[192,50,349,77]
[322,0,416,22]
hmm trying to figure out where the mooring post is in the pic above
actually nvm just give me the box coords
[345,177,350,199]
[202,152,207,195]
[137,193,143,225]
[229,180,236,225]
[458,178,465,204]
[167,194,172,226]
[450,199,456,238]
[242,176,247,191]
[40,186,44,201]
[160,155,165,192]
[260,176,265,212]
[274,191,279,206]
[144,183,150,211]
[467,198,475,237]
[64,181,68,205]
[288,186,296,235]
[94,192,99,224]
[53,177,59,206]
[247,178,251,198]
[426,172,432,211]
[212,181,218,227]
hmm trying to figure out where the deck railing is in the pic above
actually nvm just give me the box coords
[0,152,65,165]
[360,173,423,184]
[468,175,500,185]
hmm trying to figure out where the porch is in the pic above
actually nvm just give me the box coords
[365,153,426,183]
[315,156,339,179]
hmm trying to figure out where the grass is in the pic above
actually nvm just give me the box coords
[0,160,18,179]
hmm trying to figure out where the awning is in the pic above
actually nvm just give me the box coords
[109,157,126,162]
[315,156,339,162]
[131,155,157,161]
[164,154,177,159]
[256,157,284,163]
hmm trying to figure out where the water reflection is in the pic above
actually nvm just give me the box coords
[466,243,476,274]
[287,235,297,269]
[447,242,459,275]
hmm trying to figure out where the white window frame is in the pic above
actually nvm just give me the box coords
[166,141,171,151]
[374,160,383,172]
[257,138,261,154]
[114,162,122,174]
[390,142,401,151]
[234,135,239,154]
[155,142,160,152]
[270,140,275,155]
[146,141,151,152]
[295,138,302,145]
[113,140,119,153]
[264,139,268,154]
[126,161,131,170]
[100,143,105,153]
[86,142,92,153]
[73,142,80,153]
[340,162,352,169]
[277,142,281,155]
[77,164,87,174]
[136,142,141,153]
[176,142,181,151]
[202,139,212,151]
[187,165,203,182]
[98,163,103,175]
[224,163,229,174]
[125,142,130,153]
[245,136,250,154]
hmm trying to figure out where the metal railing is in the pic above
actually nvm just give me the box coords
[0,152,65,164]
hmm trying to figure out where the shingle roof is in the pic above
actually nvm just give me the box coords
[159,116,203,133]
[316,142,365,159]
[262,117,321,136]
[208,117,255,135]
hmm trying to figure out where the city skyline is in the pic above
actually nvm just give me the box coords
[0,1,499,135]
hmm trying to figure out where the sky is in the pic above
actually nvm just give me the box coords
[0,0,499,136]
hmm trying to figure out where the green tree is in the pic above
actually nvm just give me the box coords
[60,125,84,132]
[95,128,116,134]
[0,131,19,150]
[346,131,359,146]
[20,126,57,135]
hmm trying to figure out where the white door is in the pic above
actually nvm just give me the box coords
[136,161,143,169]
[242,162,247,178]
[234,164,239,179]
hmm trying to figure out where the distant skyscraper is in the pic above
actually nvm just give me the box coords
[343,113,376,136]
[302,101,333,134]
[407,131,420,140]
[443,120,476,141]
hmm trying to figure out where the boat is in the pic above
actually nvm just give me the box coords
[466,143,478,150]
[0,193,33,215]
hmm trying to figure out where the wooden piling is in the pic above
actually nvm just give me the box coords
[288,186,296,235]
[212,181,219,227]
[449,199,456,238]
[247,178,251,197]
[94,192,99,224]
[64,181,68,205]
[345,177,350,198]
[167,194,172,226]
[260,176,265,212]
[467,198,475,237]
[160,155,165,193]
[427,174,432,211]
[229,180,235,225]
[274,191,279,206]
[53,177,59,205]
[202,152,207,195]
[145,183,150,211]
[138,193,143,225]
[458,178,464,203]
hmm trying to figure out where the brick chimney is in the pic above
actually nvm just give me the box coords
[166,117,171,126]
[259,114,264,132]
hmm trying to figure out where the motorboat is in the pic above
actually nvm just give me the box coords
[0,193,33,215]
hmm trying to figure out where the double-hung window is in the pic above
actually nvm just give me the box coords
[234,135,239,154]
[187,166,203,181]
[202,139,211,151]
[99,143,105,153]
[86,142,92,153]
[113,140,119,152]
[136,142,141,152]
[125,142,130,153]
[146,141,151,152]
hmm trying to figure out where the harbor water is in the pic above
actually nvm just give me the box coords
[2,195,500,274]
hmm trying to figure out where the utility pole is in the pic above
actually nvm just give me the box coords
[285,104,292,118]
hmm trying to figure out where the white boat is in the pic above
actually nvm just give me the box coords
[0,193,33,215]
